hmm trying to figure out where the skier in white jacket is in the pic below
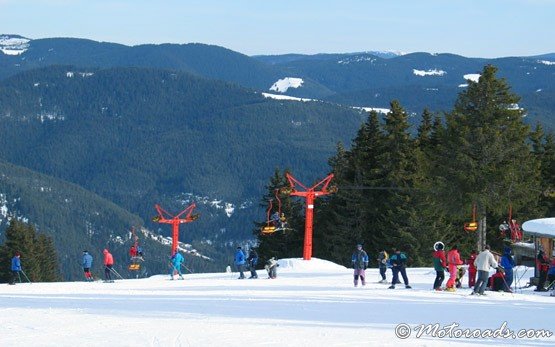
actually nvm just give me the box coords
[472,245,499,295]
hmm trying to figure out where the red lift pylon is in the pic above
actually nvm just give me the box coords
[152,203,198,255]
[284,173,336,260]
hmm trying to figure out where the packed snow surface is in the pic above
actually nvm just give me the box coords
[1,258,553,346]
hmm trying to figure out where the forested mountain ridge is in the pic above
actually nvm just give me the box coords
[1,35,554,127]
[0,65,366,272]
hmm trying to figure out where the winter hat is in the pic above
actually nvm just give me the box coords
[356,244,362,248]
[103,249,108,253]
[504,246,512,255]
[15,251,21,257]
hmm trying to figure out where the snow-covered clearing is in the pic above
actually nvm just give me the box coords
[0,258,553,346]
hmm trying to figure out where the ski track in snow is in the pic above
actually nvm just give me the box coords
[0,258,553,346]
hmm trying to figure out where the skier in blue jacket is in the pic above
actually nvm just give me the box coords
[500,246,515,292]
[170,251,184,280]
[388,249,411,289]
[82,250,94,281]
[234,246,246,279]
[10,252,22,285]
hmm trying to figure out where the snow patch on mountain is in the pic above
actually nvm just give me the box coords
[413,69,446,76]
[176,193,253,218]
[538,60,555,66]
[269,77,304,93]
[0,35,30,55]
[353,107,390,114]
[338,55,377,65]
[463,73,481,82]
[137,227,211,260]
[66,71,94,78]
[262,93,313,102]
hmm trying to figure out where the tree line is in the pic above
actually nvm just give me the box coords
[255,65,555,267]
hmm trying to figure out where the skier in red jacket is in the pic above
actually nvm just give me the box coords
[103,249,114,282]
[446,245,463,291]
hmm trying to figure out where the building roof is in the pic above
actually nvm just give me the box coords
[522,218,555,238]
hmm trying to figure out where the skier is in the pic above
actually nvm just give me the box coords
[247,249,259,279]
[535,250,550,291]
[488,266,506,291]
[129,245,137,258]
[500,246,515,292]
[82,250,94,281]
[455,266,466,289]
[170,251,184,280]
[270,212,287,229]
[265,257,278,279]
[377,249,389,283]
[352,244,369,287]
[136,246,144,258]
[103,249,114,282]
[472,245,498,295]
[446,245,463,291]
[9,252,22,285]
[547,257,555,289]
[432,242,446,291]
[234,246,246,279]
[467,250,477,288]
[388,249,411,289]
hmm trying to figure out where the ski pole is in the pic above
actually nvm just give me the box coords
[109,267,125,280]
[20,270,31,284]
[180,263,194,274]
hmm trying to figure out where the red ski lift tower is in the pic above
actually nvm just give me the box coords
[284,173,336,260]
[152,203,198,255]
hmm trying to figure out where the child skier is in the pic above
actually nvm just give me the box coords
[377,250,389,283]
[265,257,279,279]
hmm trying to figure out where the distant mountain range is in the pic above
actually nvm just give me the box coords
[0,34,553,278]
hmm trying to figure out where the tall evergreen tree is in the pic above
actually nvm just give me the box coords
[432,65,541,251]
[376,100,420,263]
[316,111,388,266]
[531,124,555,216]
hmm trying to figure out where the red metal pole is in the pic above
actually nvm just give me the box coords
[153,203,197,257]
[285,173,335,261]
[172,220,179,255]
[303,193,315,260]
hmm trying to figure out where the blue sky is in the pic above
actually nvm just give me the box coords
[1,0,553,57]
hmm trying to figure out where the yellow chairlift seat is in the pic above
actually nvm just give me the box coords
[464,221,478,232]
[261,225,276,234]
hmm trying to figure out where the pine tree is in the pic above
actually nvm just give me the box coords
[316,111,388,266]
[432,65,541,251]
[376,100,421,263]
[0,220,61,283]
[531,124,555,216]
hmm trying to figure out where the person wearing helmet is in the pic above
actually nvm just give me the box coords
[432,242,447,291]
